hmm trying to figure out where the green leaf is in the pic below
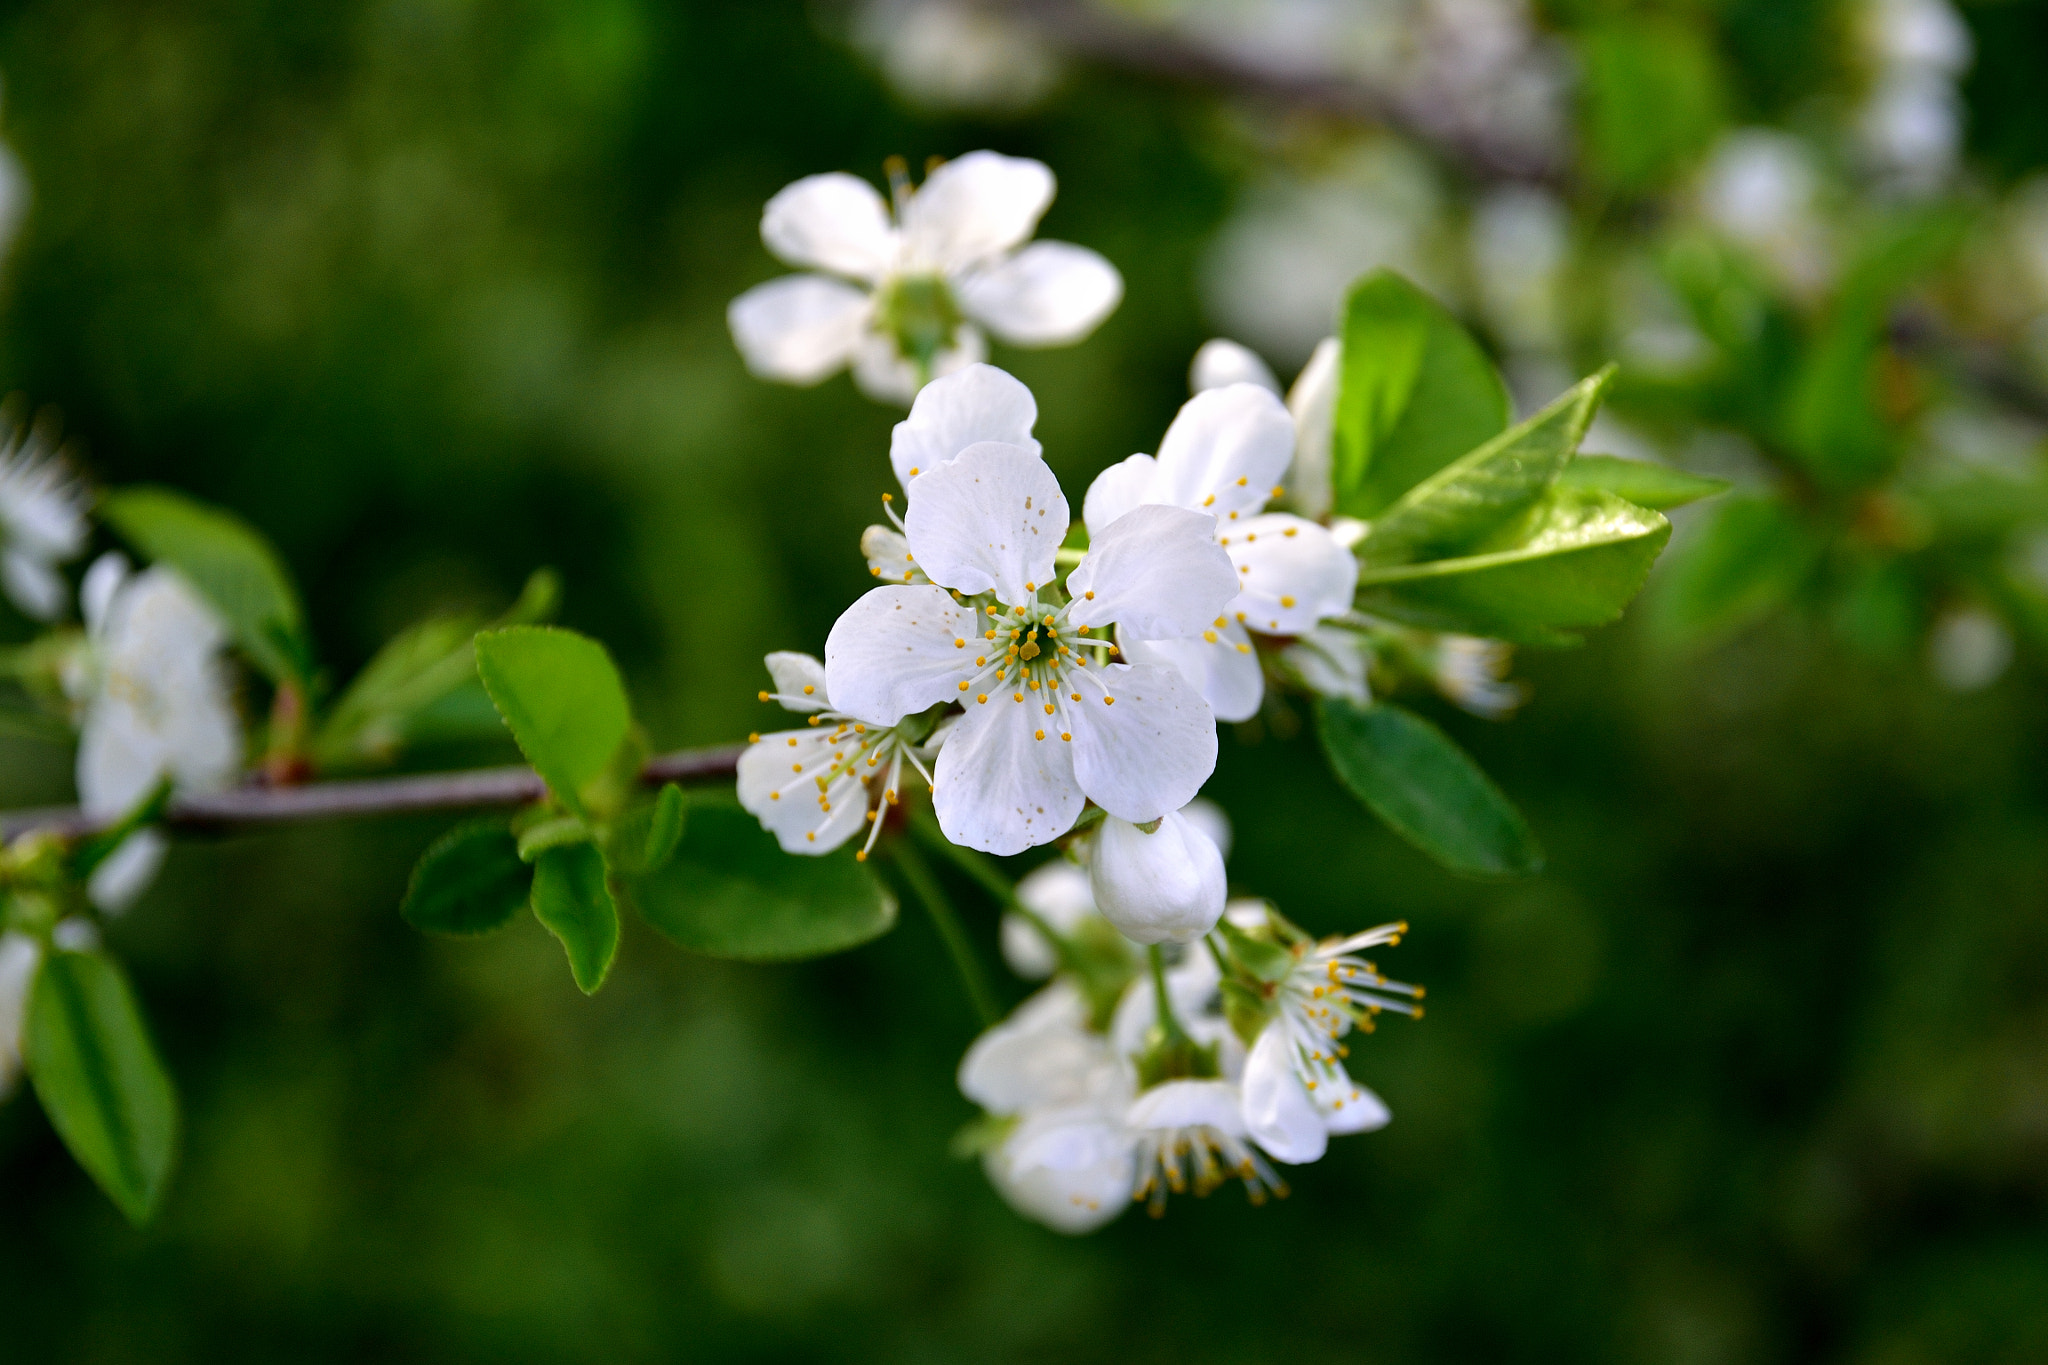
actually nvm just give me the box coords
[25,950,179,1225]
[1359,367,1615,570]
[610,782,686,875]
[314,569,561,770]
[1579,18,1727,195]
[474,626,632,817]
[1355,487,1672,646]
[516,815,592,863]
[1558,455,1730,511]
[1333,270,1511,518]
[101,487,311,686]
[529,842,620,994]
[401,820,533,935]
[1651,494,1822,646]
[633,799,897,961]
[70,778,173,881]
[1316,698,1543,879]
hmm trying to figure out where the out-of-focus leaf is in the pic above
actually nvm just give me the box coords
[1357,487,1671,645]
[102,486,311,685]
[1333,270,1511,518]
[1558,455,1730,510]
[475,626,631,817]
[314,569,559,770]
[607,783,686,876]
[1316,699,1543,879]
[1652,494,1823,645]
[25,950,179,1226]
[1360,368,1614,570]
[530,842,619,994]
[401,820,532,935]
[1580,18,1727,194]
[633,800,897,961]
[70,778,173,881]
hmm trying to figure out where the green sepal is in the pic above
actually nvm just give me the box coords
[1218,918,1296,985]
[1316,697,1544,879]
[949,1113,1017,1160]
[25,950,180,1226]
[401,820,532,936]
[529,842,619,994]
[1133,1030,1221,1089]
[1219,977,1277,1050]
[101,486,313,687]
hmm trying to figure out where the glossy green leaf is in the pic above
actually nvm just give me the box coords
[1557,455,1730,510]
[1651,494,1823,645]
[101,486,311,685]
[25,950,179,1225]
[1316,698,1543,879]
[401,820,532,935]
[633,800,897,961]
[1333,270,1511,518]
[530,842,619,994]
[474,626,632,816]
[1356,487,1671,645]
[1359,368,1614,570]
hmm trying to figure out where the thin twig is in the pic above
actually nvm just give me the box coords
[0,743,746,842]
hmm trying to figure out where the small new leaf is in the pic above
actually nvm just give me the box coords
[1316,698,1543,879]
[402,820,532,935]
[474,626,633,818]
[25,950,179,1225]
[101,486,312,686]
[530,842,619,994]
[1557,455,1730,510]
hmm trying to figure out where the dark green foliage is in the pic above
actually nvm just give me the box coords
[401,820,532,935]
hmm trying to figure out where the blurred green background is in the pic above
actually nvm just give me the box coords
[2,1,2046,1360]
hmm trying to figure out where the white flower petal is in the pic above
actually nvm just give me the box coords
[760,172,900,281]
[1222,514,1358,635]
[0,931,42,1097]
[1,547,66,621]
[1067,661,1217,824]
[1005,859,1099,977]
[958,984,1102,1113]
[1066,504,1237,640]
[727,275,871,385]
[902,150,1054,273]
[851,324,986,405]
[956,241,1123,346]
[1089,809,1226,945]
[1190,339,1280,395]
[903,441,1068,602]
[1127,1078,1246,1138]
[1243,1024,1329,1164]
[88,829,166,914]
[1122,624,1264,723]
[80,552,129,637]
[1318,1076,1391,1134]
[1152,384,1296,520]
[1079,453,1159,540]
[764,650,829,711]
[1280,625,1371,707]
[823,584,982,726]
[735,728,872,854]
[1285,337,1340,518]
[890,362,1041,489]
[986,1108,1134,1234]
[1180,797,1232,861]
[859,524,923,585]
[932,688,1086,855]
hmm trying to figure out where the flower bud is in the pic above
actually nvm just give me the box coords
[1088,809,1225,945]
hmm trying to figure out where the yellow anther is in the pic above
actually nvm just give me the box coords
[908,466,919,476]
[802,684,815,695]
[1083,590,1095,600]
[954,638,965,648]
[1283,526,1297,537]
[1202,494,1215,507]
[1280,596,1295,608]
[1236,644,1251,654]
[758,690,771,702]
[976,693,988,704]
[1271,485,1284,498]
[985,629,996,640]
[1203,630,1218,643]
[769,791,780,801]
[1236,476,1247,486]
[1035,729,1045,740]
[1228,511,1238,520]
[1103,696,1115,705]
[854,724,865,733]
[1070,692,1081,701]
[1014,604,1026,616]
[1077,624,1091,634]
[1237,612,1247,622]
[1025,581,1036,592]
[855,850,867,862]
[958,680,970,691]
[748,732,760,743]
[975,655,986,665]
[1043,703,1055,715]
[1013,692,1023,702]
[1028,680,1040,691]
[1239,565,1250,573]
[870,566,881,576]
[1246,533,1257,542]
[1060,732,1071,741]
[881,493,892,502]
[806,831,816,841]
[787,737,799,747]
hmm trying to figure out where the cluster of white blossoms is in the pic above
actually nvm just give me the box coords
[963,886,1421,1233]
[0,423,89,622]
[728,151,1122,404]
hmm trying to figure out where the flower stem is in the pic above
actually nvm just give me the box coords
[889,837,1000,1029]
[907,811,1064,953]
[1148,943,1191,1045]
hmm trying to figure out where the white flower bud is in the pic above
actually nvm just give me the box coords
[1088,809,1225,946]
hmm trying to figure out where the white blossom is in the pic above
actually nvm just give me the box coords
[1088,806,1227,945]
[62,553,242,911]
[1003,857,1098,978]
[728,152,1122,404]
[736,651,935,860]
[824,437,1235,856]
[1431,634,1524,718]
[1086,379,1358,721]
[0,426,88,621]
[0,931,39,1097]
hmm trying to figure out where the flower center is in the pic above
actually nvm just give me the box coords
[874,273,964,372]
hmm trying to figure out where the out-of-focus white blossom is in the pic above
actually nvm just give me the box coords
[729,152,1121,404]
[853,0,1062,113]
[62,554,242,912]
[1431,635,1524,718]
[0,931,39,1097]
[1698,131,1835,298]
[1469,186,1569,353]
[1854,0,1973,193]
[0,425,88,622]
[1927,607,2013,692]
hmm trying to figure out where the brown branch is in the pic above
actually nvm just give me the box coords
[0,744,746,842]
[982,0,1568,184]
